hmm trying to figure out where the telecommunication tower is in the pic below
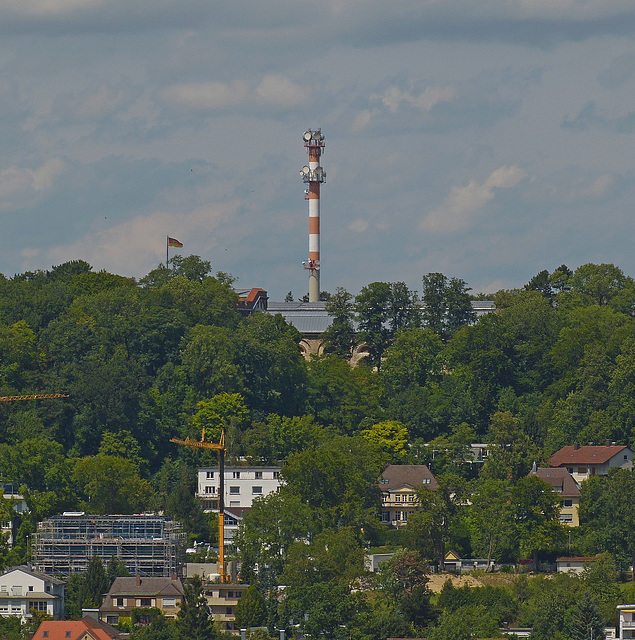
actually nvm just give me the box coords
[300,129,326,303]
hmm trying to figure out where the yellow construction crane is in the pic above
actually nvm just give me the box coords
[0,393,70,401]
[170,427,229,583]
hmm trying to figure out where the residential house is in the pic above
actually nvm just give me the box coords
[197,466,282,512]
[549,442,633,484]
[98,575,184,626]
[0,565,65,622]
[617,604,635,639]
[556,556,596,574]
[32,616,122,640]
[533,468,581,527]
[379,465,437,527]
[202,582,249,633]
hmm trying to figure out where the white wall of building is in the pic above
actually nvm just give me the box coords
[197,467,282,510]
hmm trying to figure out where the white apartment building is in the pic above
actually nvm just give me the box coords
[0,566,65,622]
[197,466,282,511]
[1,486,28,546]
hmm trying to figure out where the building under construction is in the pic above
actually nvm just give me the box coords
[32,513,185,578]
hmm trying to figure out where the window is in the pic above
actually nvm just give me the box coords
[230,486,240,494]
[31,601,48,612]
[562,499,573,508]
[625,455,629,461]
[577,467,587,474]
[554,486,563,492]
[273,471,280,479]
[381,478,389,484]
[115,597,124,607]
[381,512,390,523]
[408,494,414,502]
[163,598,176,608]
[255,471,263,480]
[205,486,216,494]
[422,478,431,484]
[232,471,241,479]
[226,606,233,615]
[106,616,119,625]
[43,633,49,638]
[65,632,71,638]
[252,486,262,495]
[28,586,34,591]
[395,494,400,502]
[139,598,152,607]
[236,592,242,598]
[567,467,573,473]
[206,471,214,479]
[560,514,573,523]
[230,501,240,506]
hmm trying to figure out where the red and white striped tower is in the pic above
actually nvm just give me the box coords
[300,129,326,303]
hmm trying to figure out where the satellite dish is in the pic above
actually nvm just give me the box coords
[315,167,323,176]
[313,131,323,141]
[302,165,310,174]
[303,131,312,141]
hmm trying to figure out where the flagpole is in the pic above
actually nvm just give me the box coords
[166,235,169,269]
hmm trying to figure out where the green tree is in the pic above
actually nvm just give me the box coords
[421,273,475,340]
[405,474,466,571]
[281,436,384,531]
[510,475,565,565]
[177,575,217,640]
[322,287,357,359]
[569,592,604,640]
[234,584,267,629]
[361,420,409,461]
[73,454,154,514]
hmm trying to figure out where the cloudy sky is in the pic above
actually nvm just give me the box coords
[3,1,635,299]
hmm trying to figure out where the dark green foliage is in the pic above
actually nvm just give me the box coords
[177,575,218,640]
[234,584,267,629]
[569,592,605,640]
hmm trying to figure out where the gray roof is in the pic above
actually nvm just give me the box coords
[3,565,65,585]
[266,301,332,335]
[106,576,184,597]
[534,467,580,497]
[265,300,496,337]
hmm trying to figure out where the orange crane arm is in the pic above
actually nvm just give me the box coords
[0,394,70,401]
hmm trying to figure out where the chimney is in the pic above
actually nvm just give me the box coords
[606,439,611,447]
[574,443,580,450]
[280,630,286,640]
[136,574,141,586]
[241,630,247,640]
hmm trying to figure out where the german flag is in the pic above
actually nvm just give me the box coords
[168,237,183,248]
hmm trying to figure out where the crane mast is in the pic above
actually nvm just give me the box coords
[170,429,228,583]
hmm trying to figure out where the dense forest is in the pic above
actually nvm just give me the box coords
[2,258,635,639]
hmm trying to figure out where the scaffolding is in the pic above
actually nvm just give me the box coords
[32,514,186,578]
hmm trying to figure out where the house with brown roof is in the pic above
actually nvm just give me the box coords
[32,615,122,640]
[549,442,633,484]
[98,575,184,626]
[379,465,437,528]
[533,468,581,527]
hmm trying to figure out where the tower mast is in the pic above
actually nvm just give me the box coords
[300,129,326,303]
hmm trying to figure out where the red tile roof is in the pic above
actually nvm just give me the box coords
[549,445,629,467]
[32,616,121,640]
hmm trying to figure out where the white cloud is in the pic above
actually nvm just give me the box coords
[582,174,615,198]
[161,80,250,110]
[255,74,311,109]
[0,158,65,205]
[349,219,369,232]
[3,0,103,16]
[380,85,455,113]
[421,165,526,233]
[39,201,239,277]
